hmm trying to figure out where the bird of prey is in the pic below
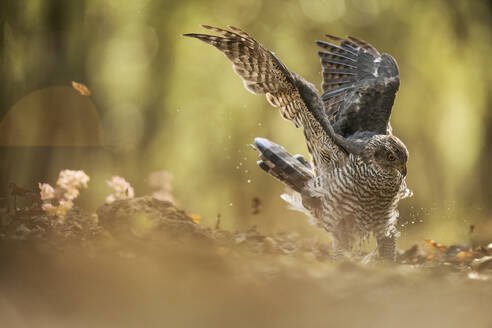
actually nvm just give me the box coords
[184,25,412,261]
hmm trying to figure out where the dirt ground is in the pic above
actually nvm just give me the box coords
[1,197,491,328]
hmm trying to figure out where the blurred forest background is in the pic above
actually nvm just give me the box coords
[1,0,491,247]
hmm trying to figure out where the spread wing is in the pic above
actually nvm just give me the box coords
[184,25,347,172]
[317,35,400,138]
[184,25,311,127]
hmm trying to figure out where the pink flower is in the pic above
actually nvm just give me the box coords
[57,170,90,192]
[39,169,90,219]
[39,183,55,200]
[106,176,135,203]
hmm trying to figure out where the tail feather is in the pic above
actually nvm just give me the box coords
[254,137,314,193]
[293,154,312,170]
[253,137,325,227]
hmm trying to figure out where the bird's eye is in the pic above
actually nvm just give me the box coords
[387,153,396,161]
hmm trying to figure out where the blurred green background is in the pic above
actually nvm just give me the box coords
[1,0,491,247]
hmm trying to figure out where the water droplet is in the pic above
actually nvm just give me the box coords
[247,179,251,183]
[239,162,243,166]
[235,166,240,170]
[244,170,249,173]
[229,203,233,206]
[258,122,262,126]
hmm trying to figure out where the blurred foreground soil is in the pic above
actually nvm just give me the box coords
[1,197,492,328]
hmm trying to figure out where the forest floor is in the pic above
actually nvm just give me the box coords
[1,196,492,328]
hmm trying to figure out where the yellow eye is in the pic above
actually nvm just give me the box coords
[387,153,396,161]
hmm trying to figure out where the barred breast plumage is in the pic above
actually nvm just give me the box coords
[310,155,411,256]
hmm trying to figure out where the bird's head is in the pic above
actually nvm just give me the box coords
[363,135,408,177]
[321,119,408,177]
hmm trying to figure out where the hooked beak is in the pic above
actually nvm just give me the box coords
[400,165,407,177]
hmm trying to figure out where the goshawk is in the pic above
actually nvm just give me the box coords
[184,25,412,261]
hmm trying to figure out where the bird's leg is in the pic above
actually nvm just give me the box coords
[376,235,396,262]
[330,231,352,260]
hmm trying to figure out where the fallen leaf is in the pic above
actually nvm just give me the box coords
[71,81,91,96]
[190,214,201,224]
[455,251,473,260]
[424,239,447,252]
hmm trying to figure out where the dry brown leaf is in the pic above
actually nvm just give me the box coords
[424,239,447,252]
[455,251,473,260]
[190,214,201,224]
[71,81,91,96]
